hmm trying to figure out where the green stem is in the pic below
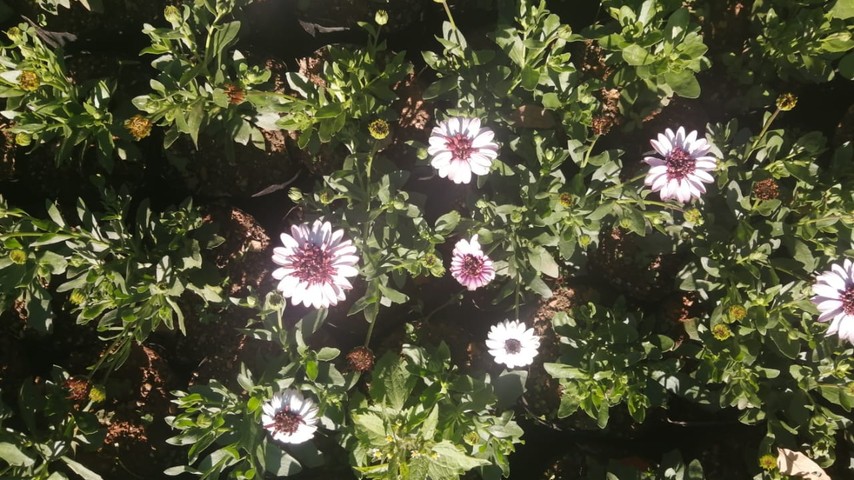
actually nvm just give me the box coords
[744,107,781,161]
[440,1,458,31]
[423,291,463,324]
[582,135,599,167]
[363,314,377,348]
[601,173,647,195]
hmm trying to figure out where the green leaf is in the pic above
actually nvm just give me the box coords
[622,44,653,66]
[520,65,539,91]
[838,52,854,80]
[370,353,413,410]
[543,363,585,379]
[0,442,34,467]
[831,0,854,19]
[494,370,527,410]
[352,411,387,443]
[665,70,701,99]
[429,441,489,477]
[527,246,560,278]
[434,211,460,236]
[262,441,302,476]
[61,456,104,480]
[423,76,457,100]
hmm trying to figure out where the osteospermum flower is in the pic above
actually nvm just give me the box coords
[644,127,717,203]
[450,235,495,290]
[812,259,854,343]
[272,220,359,309]
[262,389,319,444]
[485,320,540,369]
[428,117,498,184]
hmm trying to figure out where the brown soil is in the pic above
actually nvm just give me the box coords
[207,206,273,296]
[588,226,683,302]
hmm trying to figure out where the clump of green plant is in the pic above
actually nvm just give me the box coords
[0,183,225,371]
[345,343,524,480]
[166,302,350,479]
[133,0,271,153]
[591,0,711,124]
[0,23,120,167]
[0,367,104,480]
[274,18,410,156]
[545,300,677,427]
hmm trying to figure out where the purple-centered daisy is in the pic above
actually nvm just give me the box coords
[812,259,854,343]
[428,117,499,184]
[262,389,319,444]
[450,234,495,290]
[272,220,359,309]
[486,319,540,369]
[644,127,717,203]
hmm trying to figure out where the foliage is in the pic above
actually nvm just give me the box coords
[0,23,119,168]
[345,343,524,480]
[165,299,348,479]
[133,0,270,152]
[0,0,853,478]
[0,367,104,480]
[0,184,225,371]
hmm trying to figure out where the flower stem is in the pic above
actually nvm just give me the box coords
[439,0,457,31]
[363,314,377,348]
[745,107,781,162]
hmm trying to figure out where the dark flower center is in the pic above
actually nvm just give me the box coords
[267,409,303,435]
[293,243,335,285]
[461,254,485,277]
[842,286,854,316]
[504,338,522,354]
[665,147,696,180]
[446,133,474,160]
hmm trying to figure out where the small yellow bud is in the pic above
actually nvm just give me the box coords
[683,208,703,225]
[6,27,22,41]
[579,234,592,248]
[164,5,181,23]
[18,71,40,92]
[375,10,389,26]
[124,114,153,141]
[368,119,390,140]
[69,290,86,305]
[9,249,26,264]
[88,384,106,404]
[758,454,776,471]
[727,305,747,322]
[712,323,732,341]
[14,132,31,146]
[776,93,797,111]
[288,187,303,203]
[558,193,573,208]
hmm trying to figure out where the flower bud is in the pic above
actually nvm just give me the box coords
[18,71,40,92]
[288,187,303,203]
[711,323,732,341]
[9,249,26,264]
[164,5,181,23]
[124,114,153,141]
[368,119,389,140]
[14,132,31,147]
[776,93,797,111]
[374,9,388,26]
[88,384,106,404]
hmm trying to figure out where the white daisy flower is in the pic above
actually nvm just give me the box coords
[261,389,319,444]
[644,126,717,203]
[450,234,496,291]
[272,220,359,309]
[428,116,499,184]
[812,258,854,343]
[485,319,540,369]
